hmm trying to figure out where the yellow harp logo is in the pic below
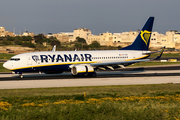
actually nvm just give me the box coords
[140,30,151,46]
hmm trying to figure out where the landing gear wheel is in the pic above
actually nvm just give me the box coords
[72,74,79,77]
[19,74,23,78]
[88,72,97,77]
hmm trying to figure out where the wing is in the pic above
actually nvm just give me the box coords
[90,59,150,70]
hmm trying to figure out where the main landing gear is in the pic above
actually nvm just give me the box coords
[90,72,97,77]
[19,73,23,78]
[72,72,97,77]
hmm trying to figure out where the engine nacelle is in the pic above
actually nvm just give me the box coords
[71,64,94,76]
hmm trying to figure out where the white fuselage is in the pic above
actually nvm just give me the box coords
[3,50,149,73]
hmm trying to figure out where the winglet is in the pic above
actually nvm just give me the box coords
[154,46,165,60]
[52,45,56,51]
[120,17,154,50]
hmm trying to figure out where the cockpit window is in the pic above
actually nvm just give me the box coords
[10,58,20,61]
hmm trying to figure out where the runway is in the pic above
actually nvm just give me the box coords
[0,64,180,89]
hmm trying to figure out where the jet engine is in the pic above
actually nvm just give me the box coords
[71,64,94,76]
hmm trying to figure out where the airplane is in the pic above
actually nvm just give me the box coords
[3,17,163,78]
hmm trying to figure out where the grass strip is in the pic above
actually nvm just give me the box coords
[0,63,11,72]
[0,84,180,119]
[0,53,15,60]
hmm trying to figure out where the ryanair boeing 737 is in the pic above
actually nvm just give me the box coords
[3,17,163,78]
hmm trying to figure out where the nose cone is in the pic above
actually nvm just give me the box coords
[3,62,11,70]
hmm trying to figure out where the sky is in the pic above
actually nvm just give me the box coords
[1,0,180,35]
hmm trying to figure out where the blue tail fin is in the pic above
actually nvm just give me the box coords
[120,17,154,50]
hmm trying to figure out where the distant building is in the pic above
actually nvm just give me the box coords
[87,32,113,46]
[47,33,53,38]
[116,31,139,43]
[87,31,139,47]
[87,30,180,49]
[112,31,139,47]
[150,31,167,48]
[2,25,180,49]
[0,27,6,37]
[5,31,14,37]
[22,31,34,37]
[73,28,91,42]
[149,31,180,49]
[0,27,15,37]
[53,32,73,43]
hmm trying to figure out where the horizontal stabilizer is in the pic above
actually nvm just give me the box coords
[154,46,165,60]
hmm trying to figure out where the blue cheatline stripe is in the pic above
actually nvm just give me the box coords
[10,61,98,71]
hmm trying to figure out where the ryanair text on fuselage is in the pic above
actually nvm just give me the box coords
[33,54,92,63]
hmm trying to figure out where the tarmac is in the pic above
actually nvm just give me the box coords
[0,66,180,89]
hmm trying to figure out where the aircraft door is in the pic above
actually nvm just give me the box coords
[27,55,32,65]
[11,61,14,68]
